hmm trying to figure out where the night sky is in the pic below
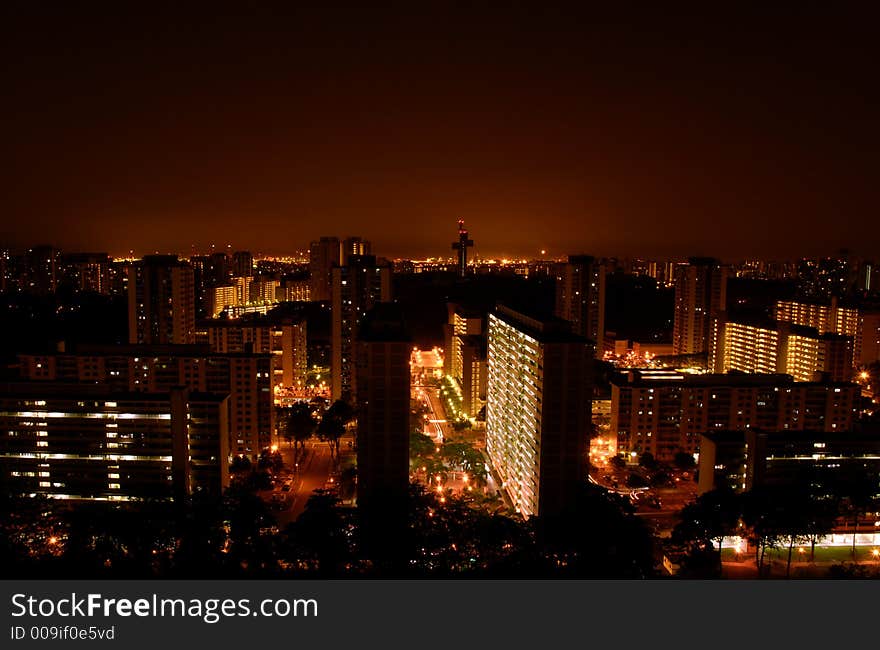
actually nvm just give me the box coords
[2,3,877,260]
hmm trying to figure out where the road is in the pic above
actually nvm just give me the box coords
[422,385,452,443]
[272,441,334,525]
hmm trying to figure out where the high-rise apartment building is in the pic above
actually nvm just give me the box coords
[128,255,196,345]
[59,253,112,294]
[342,237,371,263]
[19,344,273,457]
[355,304,411,515]
[309,237,341,302]
[486,306,592,518]
[0,383,229,502]
[698,429,880,496]
[775,297,880,367]
[277,274,311,302]
[863,312,880,366]
[673,258,728,355]
[710,315,854,382]
[22,245,60,294]
[444,306,487,417]
[197,315,308,391]
[208,251,232,286]
[232,250,254,278]
[331,254,392,402]
[610,369,859,463]
[554,254,606,343]
[249,277,279,304]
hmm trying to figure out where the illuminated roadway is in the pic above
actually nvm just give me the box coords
[274,441,334,525]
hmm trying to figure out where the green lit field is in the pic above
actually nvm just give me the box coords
[721,545,880,564]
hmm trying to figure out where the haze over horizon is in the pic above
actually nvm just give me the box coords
[3,4,877,260]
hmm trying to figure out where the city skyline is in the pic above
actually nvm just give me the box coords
[2,4,880,586]
[3,5,878,260]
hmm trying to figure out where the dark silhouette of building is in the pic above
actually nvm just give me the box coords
[232,250,254,278]
[673,257,728,355]
[309,236,341,302]
[22,245,60,294]
[698,428,880,497]
[128,255,196,345]
[554,254,606,344]
[331,254,392,401]
[356,304,411,515]
[59,253,112,294]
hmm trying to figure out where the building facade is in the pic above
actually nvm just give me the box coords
[486,306,592,518]
[355,304,411,514]
[196,315,308,391]
[554,254,606,344]
[331,254,392,402]
[610,369,859,463]
[698,429,880,497]
[128,255,196,345]
[18,345,272,457]
[309,237,341,302]
[0,383,229,502]
[673,258,728,355]
[711,315,854,382]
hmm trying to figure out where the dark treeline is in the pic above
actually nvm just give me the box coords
[0,482,655,579]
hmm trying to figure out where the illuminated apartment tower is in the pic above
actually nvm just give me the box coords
[128,255,196,345]
[452,219,474,278]
[710,314,854,382]
[486,306,592,518]
[309,237,341,302]
[554,255,606,343]
[775,297,880,367]
[331,254,392,402]
[446,306,487,417]
[673,257,728,355]
[355,304,411,517]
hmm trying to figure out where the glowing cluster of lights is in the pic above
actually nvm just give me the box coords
[439,375,469,423]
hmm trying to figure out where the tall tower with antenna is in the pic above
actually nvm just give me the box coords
[452,219,474,278]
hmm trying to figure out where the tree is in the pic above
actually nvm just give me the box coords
[832,466,878,561]
[409,431,435,459]
[283,402,317,462]
[230,455,252,475]
[674,451,696,470]
[741,487,784,577]
[317,400,356,462]
[638,452,657,470]
[672,488,741,576]
[258,449,284,475]
[609,455,626,469]
[626,472,649,488]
